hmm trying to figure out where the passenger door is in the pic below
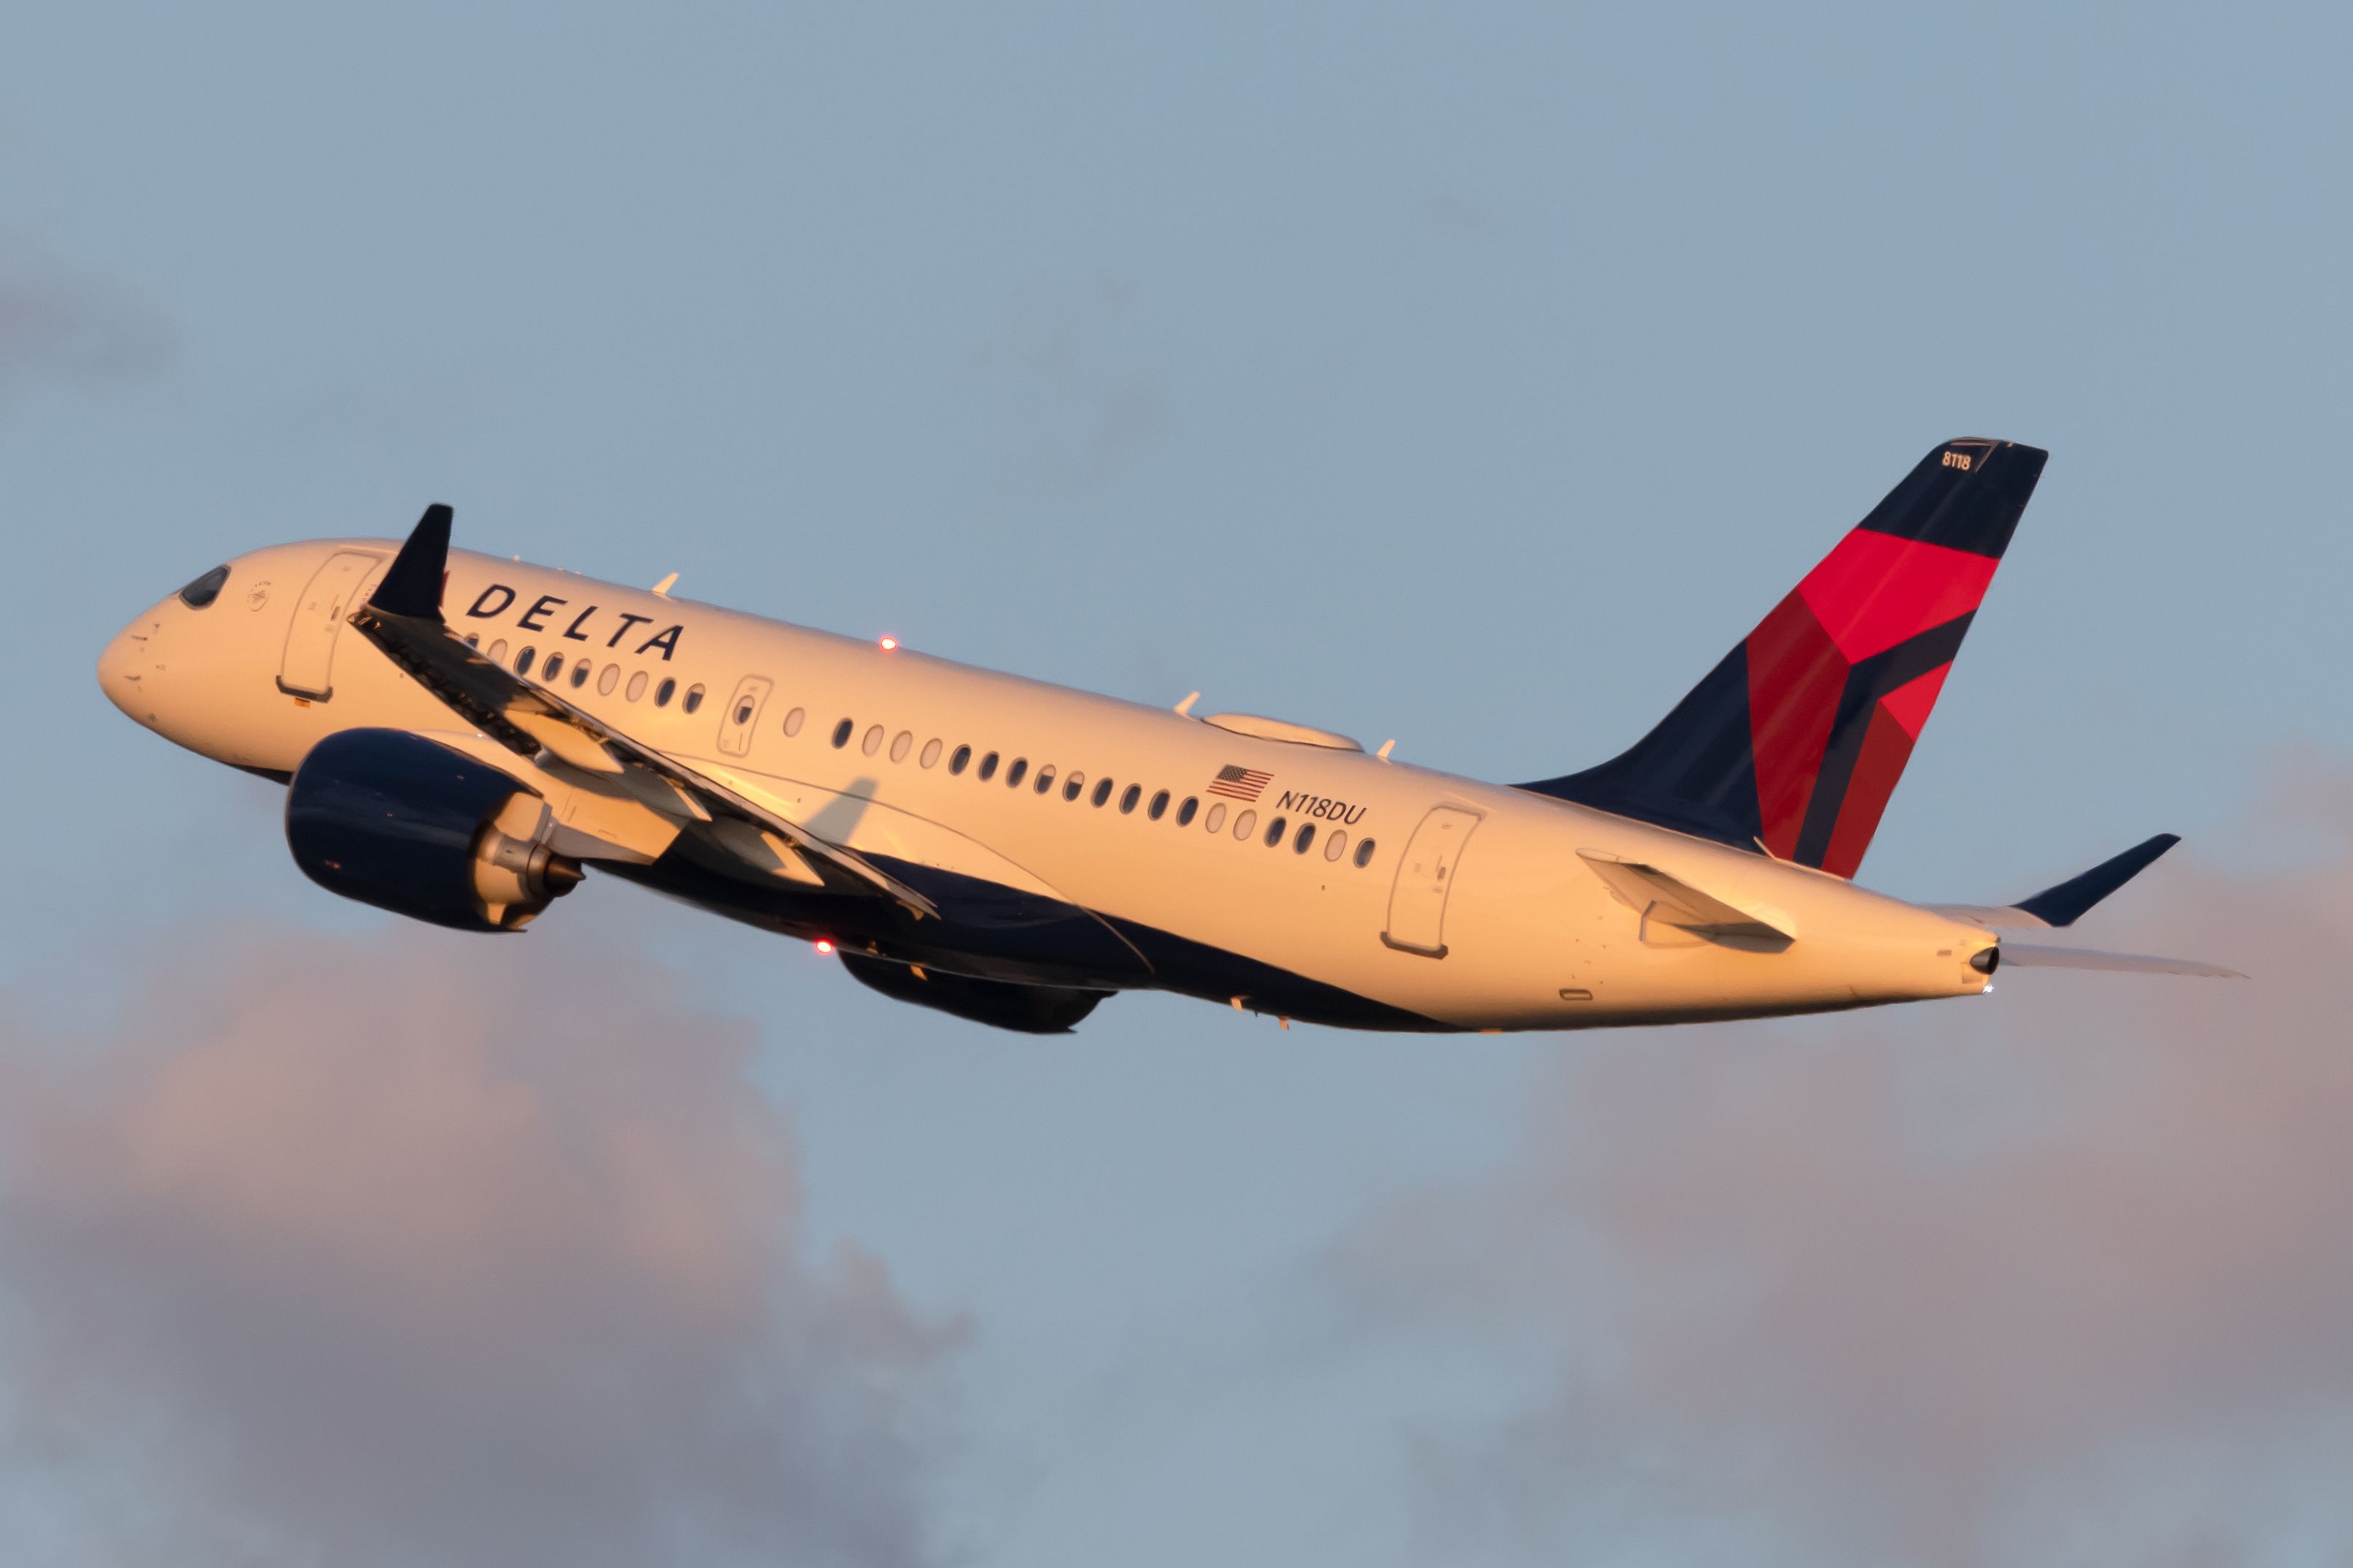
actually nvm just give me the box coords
[1381,805,1482,958]
[717,674,773,757]
[276,550,385,700]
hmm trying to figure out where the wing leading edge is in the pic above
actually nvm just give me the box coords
[346,505,939,920]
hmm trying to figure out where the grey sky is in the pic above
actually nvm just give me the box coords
[4,4,2349,1564]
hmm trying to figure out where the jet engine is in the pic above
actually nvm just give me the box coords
[284,727,583,932]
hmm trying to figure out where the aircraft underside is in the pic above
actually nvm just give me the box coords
[600,848,1451,1034]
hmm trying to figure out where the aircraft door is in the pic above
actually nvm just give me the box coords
[1381,805,1482,958]
[277,550,385,701]
[717,674,773,757]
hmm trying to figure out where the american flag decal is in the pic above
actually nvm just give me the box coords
[1207,764,1272,802]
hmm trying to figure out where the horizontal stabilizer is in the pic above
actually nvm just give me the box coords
[1933,833,2182,931]
[2016,833,2180,926]
[1998,943,2243,979]
[1577,849,1794,941]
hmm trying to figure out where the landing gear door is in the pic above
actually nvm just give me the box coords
[1381,805,1482,959]
[277,550,385,701]
[717,674,773,757]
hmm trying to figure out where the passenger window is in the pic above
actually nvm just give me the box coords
[978,751,1000,781]
[1120,784,1141,814]
[734,697,755,725]
[890,730,913,763]
[655,677,676,707]
[833,719,854,749]
[782,707,806,737]
[1323,829,1347,861]
[487,639,508,666]
[1091,779,1114,808]
[464,634,480,648]
[950,744,972,775]
[1063,770,1086,802]
[570,662,592,689]
[1264,816,1286,847]
[1233,810,1255,840]
[543,655,564,683]
[920,738,942,767]
[1006,758,1028,787]
[1293,822,1315,854]
[1148,789,1170,820]
[1354,838,1377,868]
[515,645,537,675]
[683,684,705,713]
[1034,765,1056,795]
[626,670,649,702]
[1204,803,1226,833]
[861,724,883,756]
[1176,796,1198,827]
[597,664,620,696]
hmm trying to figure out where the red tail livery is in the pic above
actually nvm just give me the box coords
[1523,439,2047,877]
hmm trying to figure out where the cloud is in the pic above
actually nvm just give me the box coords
[0,923,959,1568]
[1340,767,2353,1567]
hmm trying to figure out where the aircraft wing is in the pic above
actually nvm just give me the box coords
[346,505,939,920]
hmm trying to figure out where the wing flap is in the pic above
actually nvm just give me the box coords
[507,706,627,776]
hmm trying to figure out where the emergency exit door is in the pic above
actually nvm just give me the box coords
[1381,805,1482,958]
[717,674,773,756]
[276,550,384,700]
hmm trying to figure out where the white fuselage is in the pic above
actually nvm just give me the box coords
[101,537,1998,1031]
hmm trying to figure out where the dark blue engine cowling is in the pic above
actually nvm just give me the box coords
[285,728,579,932]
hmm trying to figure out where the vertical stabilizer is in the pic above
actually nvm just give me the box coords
[1522,439,2047,877]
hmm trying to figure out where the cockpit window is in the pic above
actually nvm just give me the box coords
[178,565,231,609]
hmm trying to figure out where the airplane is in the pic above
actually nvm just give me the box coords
[97,438,2237,1034]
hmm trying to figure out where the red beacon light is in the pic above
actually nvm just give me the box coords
[813,939,836,956]
[878,635,898,651]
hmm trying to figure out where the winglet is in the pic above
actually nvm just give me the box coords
[2014,833,2180,928]
[370,504,453,621]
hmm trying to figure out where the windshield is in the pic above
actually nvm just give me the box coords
[177,564,230,609]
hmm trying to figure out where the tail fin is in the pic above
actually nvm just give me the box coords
[1522,438,2048,877]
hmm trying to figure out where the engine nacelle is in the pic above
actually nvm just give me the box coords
[285,728,583,932]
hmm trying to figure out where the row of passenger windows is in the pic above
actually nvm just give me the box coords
[820,715,1380,868]
[468,636,706,711]
[476,643,1380,871]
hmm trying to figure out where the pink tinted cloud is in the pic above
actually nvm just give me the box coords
[1343,775,2353,1565]
[0,923,958,1568]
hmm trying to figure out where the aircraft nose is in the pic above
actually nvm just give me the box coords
[97,621,154,721]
